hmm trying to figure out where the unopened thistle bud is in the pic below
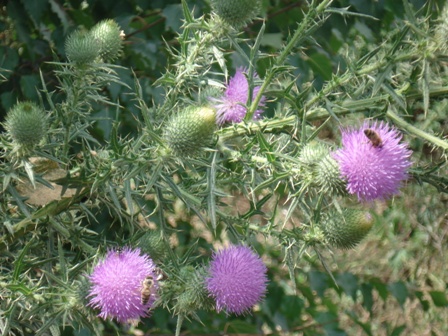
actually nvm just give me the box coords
[298,142,329,166]
[4,101,47,152]
[210,0,262,29]
[135,230,168,262]
[90,19,124,62]
[75,276,93,309]
[163,106,216,156]
[320,209,374,249]
[175,266,213,314]
[65,29,99,64]
[315,154,347,196]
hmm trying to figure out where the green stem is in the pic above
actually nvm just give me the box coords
[218,115,296,140]
[220,89,448,152]
[246,0,334,119]
[386,110,448,150]
[175,314,184,336]
[276,0,333,67]
[356,52,417,75]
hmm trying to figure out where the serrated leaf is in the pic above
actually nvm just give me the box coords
[49,0,70,34]
[372,63,392,96]
[7,283,33,296]
[256,131,276,163]
[35,310,64,336]
[58,237,67,281]
[23,159,36,189]
[13,238,35,281]
[207,152,218,230]
[124,178,134,218]
[212,46,227,79]
[7,185,31,217]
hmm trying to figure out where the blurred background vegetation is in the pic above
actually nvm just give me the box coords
[1,0,447,335]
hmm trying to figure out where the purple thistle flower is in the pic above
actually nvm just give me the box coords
[88,247,158,323]
[333,120,412,201]
[213,67,266,125]
[206,245,268,315]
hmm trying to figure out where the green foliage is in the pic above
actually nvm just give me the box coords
[1,0,448,335]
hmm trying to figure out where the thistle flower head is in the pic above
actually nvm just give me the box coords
[206,245,268,315]
[88,247,158,323]
[332,121,412,201]
[213,67,266,125]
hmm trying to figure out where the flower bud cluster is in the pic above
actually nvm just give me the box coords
[65,19,124,65]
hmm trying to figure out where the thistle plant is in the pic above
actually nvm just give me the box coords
[1,0,448,335]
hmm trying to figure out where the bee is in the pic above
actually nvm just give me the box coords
[364,129,383,148]
[140,276,154,305]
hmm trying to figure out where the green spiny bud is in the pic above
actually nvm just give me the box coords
[210,0,261,29]
[90,19,124,62]
[74,276,92,309]
[135,230,168,263]
[163,106,216,156]
[298,142,329,166]
[315,154,347,196]
[320,209,374,249]
[65,29,99,64]
[4,101,47,152]
[174,266,213,314]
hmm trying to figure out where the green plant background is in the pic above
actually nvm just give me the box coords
[1,0,447,335]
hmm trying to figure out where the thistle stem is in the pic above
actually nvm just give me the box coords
[246,0,334,119]
[386,110,448,150]
[175,314,184,336]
